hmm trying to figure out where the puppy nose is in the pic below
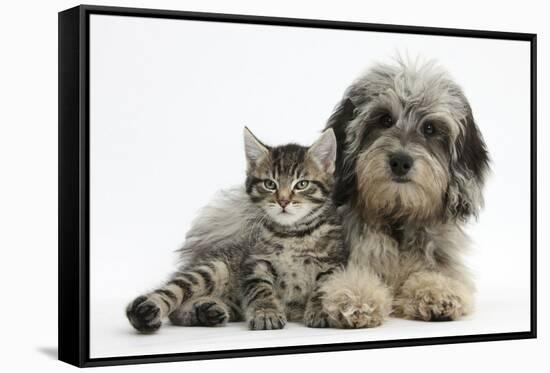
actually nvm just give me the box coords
[278,199,290,208]
[389,153,414,176]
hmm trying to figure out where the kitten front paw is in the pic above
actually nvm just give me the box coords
[194,299,230,326]
[126,295,162,333]
[303,308,330,328]
[247,308,286,330]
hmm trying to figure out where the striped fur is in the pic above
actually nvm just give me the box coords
[126,128,349,332]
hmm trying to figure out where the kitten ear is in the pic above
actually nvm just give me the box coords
[308,129,337,174]
[243,127,269,166]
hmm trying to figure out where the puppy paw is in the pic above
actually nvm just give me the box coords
[324,291,388,328]
[126,295,162,333]
[394,271,473,321]
[247,308,286,330]
[320,268,392,328]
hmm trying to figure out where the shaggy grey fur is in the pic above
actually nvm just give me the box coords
[126,58,490,331]
[321,58,489,325]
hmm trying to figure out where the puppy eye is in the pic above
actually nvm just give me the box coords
[294,180,310,190]
[422,121,436,136]
[263,180,277,190]
[380,114,394,128]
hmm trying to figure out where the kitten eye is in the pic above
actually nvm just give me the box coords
[294,180,310,190]
[422,121,436,136]
[380,113,394,128]
[263,179,277,190]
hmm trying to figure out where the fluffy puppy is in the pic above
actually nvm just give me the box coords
[320,59,489,326]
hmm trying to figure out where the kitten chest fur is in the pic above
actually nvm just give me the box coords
[256,224,340,320]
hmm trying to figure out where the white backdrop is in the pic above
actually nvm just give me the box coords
[89,14,531,358]
[0,0,547,372]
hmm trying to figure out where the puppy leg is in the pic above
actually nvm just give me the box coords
[320,265,392,328]
[393,271,473,321]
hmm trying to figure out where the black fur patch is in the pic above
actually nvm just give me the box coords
[324,98,358,205]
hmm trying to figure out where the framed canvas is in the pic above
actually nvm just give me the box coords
[58,4,537,368]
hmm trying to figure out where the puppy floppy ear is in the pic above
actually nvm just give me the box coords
[446,102,490,222]
[325,98,356,166]
[324,98,357,205]
[243,127,269,169]
[308,129,337,174]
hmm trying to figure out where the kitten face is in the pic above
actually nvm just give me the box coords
[243,128,337,226]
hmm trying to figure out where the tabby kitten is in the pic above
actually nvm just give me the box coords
[126,128,348,332]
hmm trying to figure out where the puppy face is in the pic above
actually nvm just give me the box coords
[329,60,489,224]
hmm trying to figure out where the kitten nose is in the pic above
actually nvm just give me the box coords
[278,199,290,208]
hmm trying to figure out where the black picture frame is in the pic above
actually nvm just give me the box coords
[58,4,537,368]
